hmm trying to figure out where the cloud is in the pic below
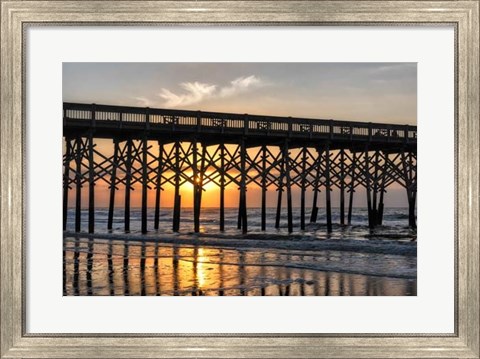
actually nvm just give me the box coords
[370,63,416,74]
[158,75,263,108]
[159,82,217,107]
[133,96,152,107]
[220,75,262,97]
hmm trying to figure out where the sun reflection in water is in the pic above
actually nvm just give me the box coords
[196,247,208,289]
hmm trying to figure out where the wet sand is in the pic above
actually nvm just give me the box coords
[63,236,417,296]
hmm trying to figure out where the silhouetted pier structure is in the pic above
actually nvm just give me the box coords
[63,102,417,234]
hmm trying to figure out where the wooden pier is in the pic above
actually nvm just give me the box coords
[63,102,417,234]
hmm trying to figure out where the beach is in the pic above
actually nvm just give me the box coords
[63,207,417,296]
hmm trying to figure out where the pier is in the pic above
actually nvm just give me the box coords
[63,102,417,234]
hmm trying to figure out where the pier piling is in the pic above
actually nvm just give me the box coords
[154,143,163,230]
[107,139,118,230]
[173,141,181,232]
[339,149,345,225]
[261,145,267,231]
[88,132,95,233]
[378,153,388,225]
[141,136,148,234]
[310,150,321,224]
[239,139,248,233]
[193,140,200,233]
[325,146,332,233]
[74,137,82,233]
[124,139,132,232]
[275,146,284,229]
[219,143,225,231]
[347,152,356,225]
[365,148,374,229]
[284,140,293,233]
[275,183,283,229]
[300,147,307,230]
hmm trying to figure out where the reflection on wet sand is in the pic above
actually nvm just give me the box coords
[63,237,417,296]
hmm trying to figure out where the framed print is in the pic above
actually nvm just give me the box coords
[1,1,479,358]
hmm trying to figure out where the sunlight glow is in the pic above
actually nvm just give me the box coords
[196,248,208,289]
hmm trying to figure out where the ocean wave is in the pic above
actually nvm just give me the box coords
[64,231,416,257]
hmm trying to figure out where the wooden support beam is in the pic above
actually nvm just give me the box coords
[198,144,207,229]
[173,195,182,232]
[348,151,356,225]
[409,190,417,228]
[275,180,283,229]
[409,151,413,185]
[88,133,95,233]
[300,147,307,230]
[365,148,374,229]
[141,136,148,234]
[193,139,200,233]
[372,151,380,226]
[107,138,118,230]
[173,141,181,232]
[63,139,71,231]
[240,139,248,233]
[237,194,242,230]
[236,144,243,230]
[275,145,284,229]
[339,149,345,225]
[310,150,321,223]
[154,143,163,230]
[75,137,82,233]
[261,145,267,231]
[378,152,387,225]
[325,146,332,233]
[284,140,293,233]
[192,141,206,233]
[378,188,385,226]
[220,143,225,231]
[124,139,132,232]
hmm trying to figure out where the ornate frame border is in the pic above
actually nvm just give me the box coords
[1,1,478,358]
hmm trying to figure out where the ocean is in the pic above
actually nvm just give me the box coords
[63,207,417,296]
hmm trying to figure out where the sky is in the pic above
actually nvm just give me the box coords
[63,62,417,125]
[63,63,417,208]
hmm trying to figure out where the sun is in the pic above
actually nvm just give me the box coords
[202,181,218,191]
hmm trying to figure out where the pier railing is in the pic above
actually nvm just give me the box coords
[63,102,417,144]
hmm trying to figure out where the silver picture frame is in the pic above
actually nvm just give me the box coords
[1,1,478,357]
